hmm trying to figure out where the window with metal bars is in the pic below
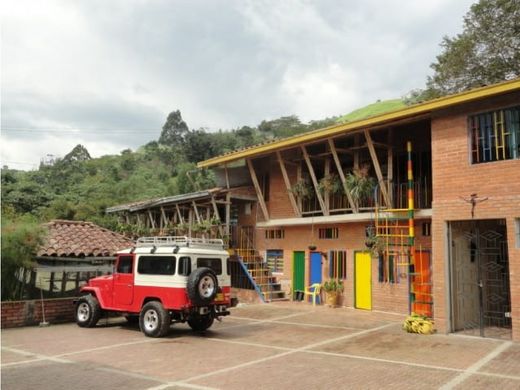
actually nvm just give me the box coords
[319,227,339,239]
[266,249,284,273]
[265,229,285,239]
[469,106,520,164]
[329,250,347,279]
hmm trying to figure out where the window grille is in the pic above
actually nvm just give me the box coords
[329,250,347,279]
[469,106,520,163]
[266,250,284,273]
[319,227,339,239]
[265,229,285,239]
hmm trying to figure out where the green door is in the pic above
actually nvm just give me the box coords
[293,251,305,299]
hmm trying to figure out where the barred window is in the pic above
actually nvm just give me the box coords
[265,229,285,239]
[319,227,339,239]
[329,250,347,279]
[266,250,284,273]
[469,106,520,164]
[378,254,396,284]
[422,222,431,236]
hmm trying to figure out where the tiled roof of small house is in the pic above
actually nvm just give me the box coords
[37,220,134,257]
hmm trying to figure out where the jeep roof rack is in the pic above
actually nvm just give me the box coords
[136,236,225,250]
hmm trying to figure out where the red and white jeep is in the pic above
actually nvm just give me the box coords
[75,236,232,337]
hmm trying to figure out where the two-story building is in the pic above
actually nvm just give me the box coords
[109,78,520,341]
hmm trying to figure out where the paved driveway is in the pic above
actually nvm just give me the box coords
[1,302,519,389]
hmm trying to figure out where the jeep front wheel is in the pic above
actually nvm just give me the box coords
[139,301,170,338]
[187,267,218,305]
[76,295,101,328]
[188,315,214,332]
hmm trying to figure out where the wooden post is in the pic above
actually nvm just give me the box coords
[387,129,394,207]
[148,210,156,229]
[192,201,201,223]
[300,145,328,216]
[328,138,358,212]
[364,129,391,207]
[176,204,184,224]
[354,134,360,170]
[160,207,168,228]
[276,151,301,217]
[224,164,230,189]
[225,192,231,238]
[61,272,68,295]
[246,159,270,221]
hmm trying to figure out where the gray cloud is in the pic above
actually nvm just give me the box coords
[1,0,476,169]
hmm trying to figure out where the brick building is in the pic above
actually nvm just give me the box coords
[110,79,520,341]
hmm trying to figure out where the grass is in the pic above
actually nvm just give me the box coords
[337,99,406,124]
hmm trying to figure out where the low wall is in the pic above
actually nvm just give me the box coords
[1,297,76,328]
[232,288,263,304]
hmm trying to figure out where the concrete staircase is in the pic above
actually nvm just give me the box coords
[235,248,287,302]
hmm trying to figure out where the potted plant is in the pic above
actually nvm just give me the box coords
[290,179,314,199]
[345,164,376,208]
[323,279,344,307]
[318,174,343,195]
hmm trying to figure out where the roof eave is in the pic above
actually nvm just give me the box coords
[197,78,520,168]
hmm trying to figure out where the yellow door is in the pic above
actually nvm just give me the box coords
[355,252,372,310]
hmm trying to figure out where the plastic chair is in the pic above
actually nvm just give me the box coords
[303,283,322,306]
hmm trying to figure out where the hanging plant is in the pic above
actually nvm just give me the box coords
[290,179,314,199]
[345,164,376,205]
[318,174,343,195]
[365,231,386,256]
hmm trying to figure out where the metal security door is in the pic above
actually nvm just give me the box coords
[309,252,322,285]
[292,251,305,300]
[355,252,372,310]
[450,220,511,339]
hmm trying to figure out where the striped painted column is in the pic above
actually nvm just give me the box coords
[407,141,415,313]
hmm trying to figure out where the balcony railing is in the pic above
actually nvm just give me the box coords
[301,178,432,216]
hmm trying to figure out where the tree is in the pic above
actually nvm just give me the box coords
[424,0,520,98]
[63,144,91,162]
[1,216,45,300]
[158,110,189,147]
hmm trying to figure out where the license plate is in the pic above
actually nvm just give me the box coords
[215,293,224,301]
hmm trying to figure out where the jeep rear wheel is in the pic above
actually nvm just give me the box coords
[139,301,170,338]
[76,295,101,328]
[188,315,214,332]
[187,267,218,305]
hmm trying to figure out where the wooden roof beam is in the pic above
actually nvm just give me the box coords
[301,145,329,216]
[276,151,301,217]
[364,129,391,207]
[246,159,270,221]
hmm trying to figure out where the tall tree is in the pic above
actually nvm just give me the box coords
[158,110,189,147]
[425,0,520,98]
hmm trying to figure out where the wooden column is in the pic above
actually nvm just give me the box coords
[147,210,156,229]
[276,151,301,217]
[192,201,202,223]
[300,145,328,216]
[224,164,230,189]
[246,159,269,221]
[364,129,391,207]
[328,138,358,212]
[225,193,231,238]
[175,204,184,224]
[387,129,394,207]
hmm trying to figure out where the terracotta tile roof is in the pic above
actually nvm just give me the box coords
[37,220,134,257]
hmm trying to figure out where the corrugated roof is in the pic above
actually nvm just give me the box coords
[106,188,225,213]
[37,220,134,257]
[197,78,520,168]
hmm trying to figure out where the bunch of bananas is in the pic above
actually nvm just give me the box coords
[402,313,434,335]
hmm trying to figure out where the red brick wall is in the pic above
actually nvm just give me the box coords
[431,92,520,340]
[255,220,432,314]
[1,298,76,328]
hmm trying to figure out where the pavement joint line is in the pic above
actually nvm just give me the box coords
[177,322,394,384]
[55,338,159,358]
[219,311,311,330]
[205,334,520,382]
[439,340,514,390]
[1,346,72,365]
[145,382,220,390]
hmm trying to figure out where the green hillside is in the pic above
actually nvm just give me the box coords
[337,99,406,123]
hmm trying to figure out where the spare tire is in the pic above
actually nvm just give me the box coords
[187,267,218,305]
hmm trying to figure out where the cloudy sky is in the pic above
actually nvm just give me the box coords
[1,0,476,170]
